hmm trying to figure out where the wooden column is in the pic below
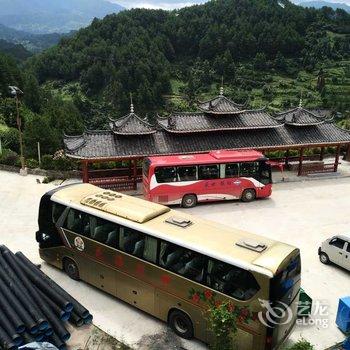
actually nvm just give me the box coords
[128,159,132,179]
[133,159,138,190]
[285,149,290,166]
[334,145,341,172]
[345,144,350,162]
[320,147,325,161]
[81,161,89,183]
[298,148,304,176]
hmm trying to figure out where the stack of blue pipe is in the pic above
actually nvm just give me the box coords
[0,246,93,350]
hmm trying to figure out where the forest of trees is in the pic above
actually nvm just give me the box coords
[0,0,349,163]
[0,51,83,162]
[28,0,349,113]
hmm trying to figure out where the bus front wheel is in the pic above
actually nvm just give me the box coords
[168,310,194,339]
[182,194,197,208]
[241,189,256,202]
[63,258,80,281]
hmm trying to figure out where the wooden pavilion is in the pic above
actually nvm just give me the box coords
[64,91,350,190]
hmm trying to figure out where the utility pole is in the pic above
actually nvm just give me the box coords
[37,142,41,165]
[9,86,27,176]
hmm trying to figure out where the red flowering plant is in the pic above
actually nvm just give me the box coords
[188,288,256,350]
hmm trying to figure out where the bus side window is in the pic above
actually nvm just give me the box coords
[177,166,197,181]
[159,241,206,282]
[119,227,145,258]
[225,163,239,178]
[240,162,259,178]
[52,203,66,224]
[207,259,260,301]
[143,236,158,263]
[198,165,219,180]
[155,167,177,183]
[64,209,85,234]
[90,216,117,246]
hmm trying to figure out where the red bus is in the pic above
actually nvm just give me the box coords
[143,150,272,208]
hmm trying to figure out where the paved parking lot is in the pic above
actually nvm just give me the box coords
[0,170,349,349]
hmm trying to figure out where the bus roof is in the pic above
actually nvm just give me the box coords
[147,150,266,166]
[51,184,297,278]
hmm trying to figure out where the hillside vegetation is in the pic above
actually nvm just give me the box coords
[28,0,350,119]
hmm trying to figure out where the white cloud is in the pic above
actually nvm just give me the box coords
[112,0,206,9]
[110,0,350,9]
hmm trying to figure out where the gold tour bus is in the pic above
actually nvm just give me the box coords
[36,184,301,350]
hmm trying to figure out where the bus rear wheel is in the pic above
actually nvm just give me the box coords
[63,258,80,280]
[241,189,256,202]
[168,310,194,339]
[182,194,197,208]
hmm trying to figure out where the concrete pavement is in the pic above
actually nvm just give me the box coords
[0,170,349,349]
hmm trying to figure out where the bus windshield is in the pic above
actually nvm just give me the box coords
[259,161,272,185]
[270,254,301,306]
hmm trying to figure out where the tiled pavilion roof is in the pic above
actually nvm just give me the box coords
[109,112,156,135]
[157,109,282,133]
[197,95,246,114]
[274,106,333,126]
[64,123,350,160]
[64,96,350,160]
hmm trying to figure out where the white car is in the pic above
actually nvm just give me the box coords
[318,234,350,271]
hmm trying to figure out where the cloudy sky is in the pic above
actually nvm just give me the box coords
[114,1,207,10]
[113,0,349,9]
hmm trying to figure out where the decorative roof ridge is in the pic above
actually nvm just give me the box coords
[63,132,85,139]
[274,107,300,116]
[160,124,284,134]
[160,111,204,118]
[63,132,87,152]
[111,112,154,128]
[284,121,325,127]
[275,106,328,120]
[86,129,111,134]
[197,95,245,108]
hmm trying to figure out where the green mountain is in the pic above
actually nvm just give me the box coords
[0,24,68,53]
[296,1,350,12]
[0,0,124,34]
[29,0,349,114]
[0,39,32,61]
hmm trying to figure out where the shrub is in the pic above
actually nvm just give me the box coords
[42,176,57,184]
[285,339,314,350]
[53,157,76,171]
[52,150,77,171]
[0,126,19,153]
[41,155,53,170]
[26,158,39,169]
[0,149,19,166]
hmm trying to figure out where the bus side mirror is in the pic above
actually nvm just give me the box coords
[36,231,50,243]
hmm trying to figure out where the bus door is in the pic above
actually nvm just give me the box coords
[193,164,228,201]
[220,163,242,199]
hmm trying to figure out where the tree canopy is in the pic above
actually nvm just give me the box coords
[28,0,349,114]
